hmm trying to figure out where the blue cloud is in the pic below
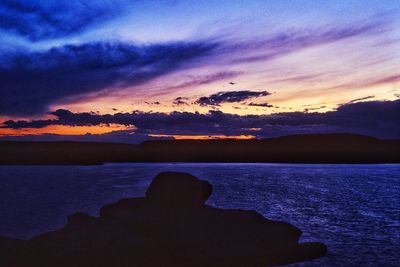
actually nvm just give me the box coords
[0,0,118,41]
[0,41,218,116]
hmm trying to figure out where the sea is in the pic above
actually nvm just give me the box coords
[0,163,399,266]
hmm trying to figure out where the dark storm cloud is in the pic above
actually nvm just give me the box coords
[196,91,270,106]
[0,41,217,116]
[3,100,399,139]
[0,0,117,41]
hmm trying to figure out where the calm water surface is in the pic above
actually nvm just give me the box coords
[0,163,399,266]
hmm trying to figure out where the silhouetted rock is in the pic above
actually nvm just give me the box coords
[146,172,212,209]
[0,172,327,267]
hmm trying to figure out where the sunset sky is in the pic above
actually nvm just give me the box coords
[0,0,399,142]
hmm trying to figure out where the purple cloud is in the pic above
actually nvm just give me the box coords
[196,91,270,106]
[3,100,399,140]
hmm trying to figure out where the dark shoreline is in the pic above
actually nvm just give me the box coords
[1,134,399,165]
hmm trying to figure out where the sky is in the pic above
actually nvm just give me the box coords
[0,0,399,142]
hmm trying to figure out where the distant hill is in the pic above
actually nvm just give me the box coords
[0,134,399,165]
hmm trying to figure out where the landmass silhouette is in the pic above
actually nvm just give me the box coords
[0,134,399,165]
[0,172,327,267]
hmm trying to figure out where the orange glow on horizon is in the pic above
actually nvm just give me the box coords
[148,134,256,140]
[0,124,133,136]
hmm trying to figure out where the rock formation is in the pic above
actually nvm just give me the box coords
[0,172,327,266]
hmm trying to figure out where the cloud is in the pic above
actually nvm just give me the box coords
[0,41,217,116]
[346,96,375,104]
[303,106,326,112]
[248,102,274,108]
[3,100,399,140]
[0,12,397,119]
[196,91,270,106]
[163,72,241,92]
[224,18,389,64]
[0,0,119,41]
[144,101,160,105]
[173,97,189,106]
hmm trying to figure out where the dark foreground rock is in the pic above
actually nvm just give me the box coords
[0,172,327,267]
